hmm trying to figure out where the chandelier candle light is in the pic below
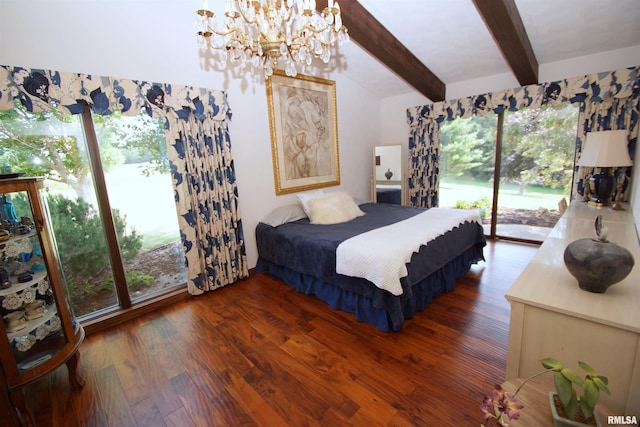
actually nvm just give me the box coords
[196,0,349,78]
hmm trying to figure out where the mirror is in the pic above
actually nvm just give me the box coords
[373,144,405,205]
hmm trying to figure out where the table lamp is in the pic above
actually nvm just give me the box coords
[578,130,632,207]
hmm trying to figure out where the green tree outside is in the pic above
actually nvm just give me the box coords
[502,103,578,195]
[440,102,578,195]
[0,107,167,201]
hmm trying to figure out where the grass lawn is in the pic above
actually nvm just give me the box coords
[43,162,181,251]
[440,177,568,211]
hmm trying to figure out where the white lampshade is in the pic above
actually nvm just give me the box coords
[578,130,633,167]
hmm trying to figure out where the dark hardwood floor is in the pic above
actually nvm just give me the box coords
[19,240,537,427]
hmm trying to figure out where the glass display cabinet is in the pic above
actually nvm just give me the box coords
[0,177,84,426]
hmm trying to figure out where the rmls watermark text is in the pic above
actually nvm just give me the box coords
[607,415,638,425]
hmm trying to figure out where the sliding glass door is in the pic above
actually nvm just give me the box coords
[497,103,578,241]
[439,102,578,243]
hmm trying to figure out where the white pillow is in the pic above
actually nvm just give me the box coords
[307,192,365,225]
[261,204,307,227]
[296,189,325,216]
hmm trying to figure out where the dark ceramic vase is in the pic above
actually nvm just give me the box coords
[563,237,634,293]
[385,169,393,180]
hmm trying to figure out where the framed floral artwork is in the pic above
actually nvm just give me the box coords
[266,71,340,195]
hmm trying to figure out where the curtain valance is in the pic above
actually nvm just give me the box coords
[0,65,230,121]
[407,66,640,126]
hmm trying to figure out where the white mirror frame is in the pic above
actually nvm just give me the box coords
[372,144,406,205]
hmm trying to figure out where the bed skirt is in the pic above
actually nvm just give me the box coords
[255,244,483,332]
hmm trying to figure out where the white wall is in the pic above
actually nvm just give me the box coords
[0,0,381,268]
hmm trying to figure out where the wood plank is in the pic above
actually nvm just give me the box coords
[165,407,197,427]
[58,342,104,427]
[48,366,80,427]
[110,329,150,405]
[132,318,186,417]
[131,398,167,427]
[94,365,137,426]
[170,371,253,427]
[18,240,539,426]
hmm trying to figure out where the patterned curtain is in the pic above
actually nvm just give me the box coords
[0,65,248,295]
[406,66,640,205]
[407,108,440,207]
[168,114,248,294]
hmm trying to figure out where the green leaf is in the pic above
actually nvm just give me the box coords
[578,361,597,377]
[580,397,594,420]
[554,371,573,407]
[565,389,579,420]
[560,368,584,387]
[582,379,599,409]
[593,377,611,395]
[540,357,563,370]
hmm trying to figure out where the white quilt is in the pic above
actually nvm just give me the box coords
[335,208,482,296]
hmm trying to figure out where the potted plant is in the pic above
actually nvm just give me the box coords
[481,357,610,427]
[542,358,610,427]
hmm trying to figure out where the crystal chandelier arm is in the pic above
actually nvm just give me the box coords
[197,9,242,38]
[295,6,343,35]
[234,1,261,26]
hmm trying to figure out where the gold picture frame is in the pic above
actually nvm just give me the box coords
[266,70,340,195]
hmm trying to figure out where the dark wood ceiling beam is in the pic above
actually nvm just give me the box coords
[472,0,539,85]
[317,0,446,101]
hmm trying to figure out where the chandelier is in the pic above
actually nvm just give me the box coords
[196,0,349,78]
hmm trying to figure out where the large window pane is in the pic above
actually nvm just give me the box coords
[498,103,578,240]
[0,106,118,316]
[93,112,186,302]
[439,114,497,232]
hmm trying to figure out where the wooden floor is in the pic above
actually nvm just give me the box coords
[19,240,538,427]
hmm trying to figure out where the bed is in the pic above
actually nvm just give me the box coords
[255,193,486,332]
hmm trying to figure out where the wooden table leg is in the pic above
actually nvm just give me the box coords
[66,351,85,390]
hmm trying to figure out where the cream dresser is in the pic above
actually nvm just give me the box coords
[505,201,640,416]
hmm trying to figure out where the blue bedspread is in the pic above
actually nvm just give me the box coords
[255,203,486,331]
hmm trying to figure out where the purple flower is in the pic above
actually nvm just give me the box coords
[499,395,524,420]
[481,395,495,423]
[493,384,505,400]
[481,384,524,426]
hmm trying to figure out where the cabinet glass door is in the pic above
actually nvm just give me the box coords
[1,187,69,375]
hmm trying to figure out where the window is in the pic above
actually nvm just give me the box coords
[439,114,497,222]
[439,102,579,242]
[0,104,186,322]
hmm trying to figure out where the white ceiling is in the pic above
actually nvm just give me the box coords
[333,0,640,99]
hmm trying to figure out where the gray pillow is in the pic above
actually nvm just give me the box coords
[261,204,308,227]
